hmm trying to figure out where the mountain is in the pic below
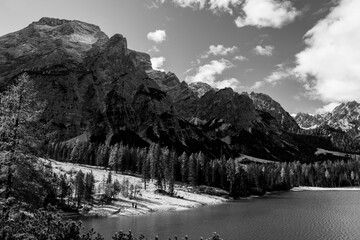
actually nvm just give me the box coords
[188,82,215,98]
[250,92,299,132]
[294,101,360,153]
[293,113,324,129]
[295,101,360,132]
[0,17,337,161]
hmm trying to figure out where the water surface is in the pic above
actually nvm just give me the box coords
[80,190,360,240]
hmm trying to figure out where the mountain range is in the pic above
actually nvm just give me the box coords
[0,17,357,162]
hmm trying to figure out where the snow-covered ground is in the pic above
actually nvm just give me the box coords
[43,159,227,217]
[315,148,360,159]
[292,186,360,191]
[235,154,275,164]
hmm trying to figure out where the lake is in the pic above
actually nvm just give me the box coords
[80,190,360,240]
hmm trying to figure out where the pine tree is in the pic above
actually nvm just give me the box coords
[109,143,119,171]
[74,170,85,207]
[160,147,170,190]
[168,150,177,195]
[106,171,112,184]
[69,139,82,163]
[179,152,188,183]
[188,153,197,187]
[59,174,70,203]
[84,171,95,202]
[142,149,151,190]
[0,73,46,199]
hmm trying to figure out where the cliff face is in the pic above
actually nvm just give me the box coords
[250,92,299,132]
[295,101,360,132]
[0,17,333,161]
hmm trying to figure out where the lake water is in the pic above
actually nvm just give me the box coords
[80,190,360,240]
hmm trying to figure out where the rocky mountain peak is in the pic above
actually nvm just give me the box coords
[0,17,331,161]
[250,92,299,131]
[295,101,360,132]
[36,17,71,26]
[188,81,215,98]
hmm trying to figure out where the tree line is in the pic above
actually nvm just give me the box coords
[47,140,360,198]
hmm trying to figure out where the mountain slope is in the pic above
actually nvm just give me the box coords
[0,17,336,161]
[295,101,360,132]
[295,101,360,153]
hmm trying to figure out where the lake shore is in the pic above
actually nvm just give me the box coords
[44,159,227,217]
[292,186,360,191]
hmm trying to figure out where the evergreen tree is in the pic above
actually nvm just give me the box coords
[188,153,197,187]
[142,149,151,190]
[160,147,170,190]
[59,173,70,203]
[179,152,189,183]
[0,73,46,199]
[84,171,95,202]
[109,143,119,171]
[69,139,82,163]
[106,171,112,184]
[74,170,85,207]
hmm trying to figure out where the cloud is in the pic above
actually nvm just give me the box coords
[294,0,360,103]
[147,30,166,43]
[250,81,264,89]
[148,45,160,53]
[202,44,238,58]
[234,0,300,28]
[185,59,243,90]
[162,0,207,9]
[315,102,340,114]
[208,0,242,14]
[253,45,274,56]
[145,1,160,9]
[233,55,248,61]
[151,57,166,71]
[265,63,294,84]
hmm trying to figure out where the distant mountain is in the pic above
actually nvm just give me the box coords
[0,17,339,161]
[294,101,360,153]
[295,101,360,132]
[188,82,215,98]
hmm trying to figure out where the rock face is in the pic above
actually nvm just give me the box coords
[294,101,360,153]
[250,92,299,132]
[294,113,324,129]
[189,82,214,98]
[0,17,336,161]
[295,101,360,132]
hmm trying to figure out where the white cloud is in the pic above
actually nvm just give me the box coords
[253,45,274,56]
[250,81,264,89]
[148,45,160,53]
[315,102,341,114]
[147,30,166,43]
[208,0,242,14]
[151,57,166,71]
[265,63,294,84]
[164,0,207,9]
[185,59,243,90]
[234,0,300,28]
[233,55,248,61]
[294,0,360,103]
[202,44,238,58]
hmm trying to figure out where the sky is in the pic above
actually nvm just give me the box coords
[1,0,360,115]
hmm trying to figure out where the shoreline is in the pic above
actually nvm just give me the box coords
[44,159,227,218]
[292,186,360,191]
